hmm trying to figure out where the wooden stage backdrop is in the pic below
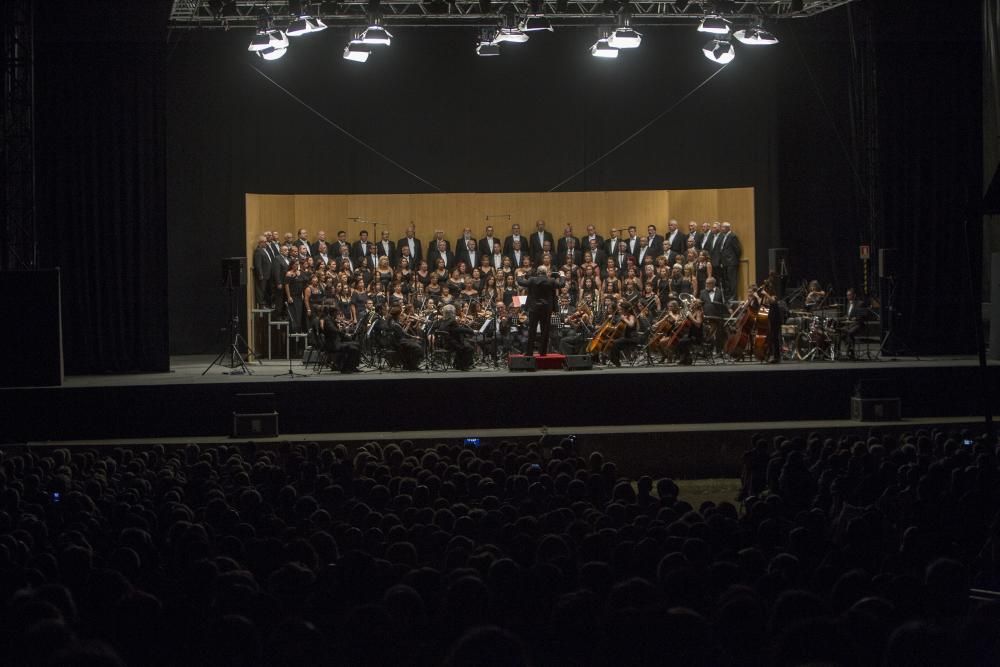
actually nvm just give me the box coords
[245,188,755,327]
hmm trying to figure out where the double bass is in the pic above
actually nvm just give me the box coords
[724,283,771,360]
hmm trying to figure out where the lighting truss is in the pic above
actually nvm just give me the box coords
[169,0,860,29]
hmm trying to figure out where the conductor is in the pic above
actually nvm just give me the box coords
[516,267,565,356]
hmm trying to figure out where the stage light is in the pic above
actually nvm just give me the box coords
[477,29,501,56]
[734,25,778,45]
[312,17,327,32]
[519,15,553,32]
[361,16,393,45]
[286,17,316,36]
[248,29,288,53]
[590,37,618,58]
[343,39,372,62]
[608,27,641,48]
[698,14,731,34]
[702,38,735,63]
[259,45,288,60]
[248,32,271,51]
[607,11,641,48]
[493,27,529,43]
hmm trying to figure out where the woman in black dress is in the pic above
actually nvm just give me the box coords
[284,259,307,333]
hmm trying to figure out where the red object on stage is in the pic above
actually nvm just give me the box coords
[508,353,565,371]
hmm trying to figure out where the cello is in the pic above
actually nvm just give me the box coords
[724,283,769,359]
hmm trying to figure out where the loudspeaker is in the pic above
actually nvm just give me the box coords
[853,379,894,399]
[508,355,537,371]
[563,355,593,370]
[232,412,279,437]
[878,248,897,279]
[851,397,901,421]
[222,257,246,287]
[768,248,790,277]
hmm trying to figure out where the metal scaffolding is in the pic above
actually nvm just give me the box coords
[169,0,857,29]
[1,0,36,271]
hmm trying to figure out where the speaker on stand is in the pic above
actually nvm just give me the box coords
[768,248,790,298]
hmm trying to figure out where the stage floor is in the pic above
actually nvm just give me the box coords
[62,353,996,387]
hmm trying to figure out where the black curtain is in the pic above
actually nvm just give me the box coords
[873,0,982,354]
[34,2,170,373]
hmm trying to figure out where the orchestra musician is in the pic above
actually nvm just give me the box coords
[609,301,639,367]
[760,275,786,363]
[673,298,704,366]
[559,302,593,355]
[804,280,827,310]
[387,306,423,371]
[841,287,870,358]
[438,304,476,370]
[320,306,361,373]
[516,267,565,356]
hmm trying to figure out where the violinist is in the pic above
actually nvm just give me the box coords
[559,302,592,355]
[609,301,639,367]
[438,304,476,370]
[673,299,705,366]
[320,306,361,373]
[387,306,423,371]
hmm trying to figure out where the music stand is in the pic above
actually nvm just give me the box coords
[203,258,262,376]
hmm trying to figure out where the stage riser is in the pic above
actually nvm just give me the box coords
[3,364,997,442]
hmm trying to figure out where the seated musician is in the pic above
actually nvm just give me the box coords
[674,299,705,366]
[842,287,870,358]
[319,306,361,373]
[804,280,827,310]
[760,275,786,364]
[438,304,476,370]
[609,301,639,367]
[559,302,593,355]
[387,306,423,371]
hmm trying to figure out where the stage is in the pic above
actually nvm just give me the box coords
[3,355,997,450]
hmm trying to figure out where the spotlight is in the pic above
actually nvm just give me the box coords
[249,29,288,53]
[734,25,778,45]
[590,37,618,58]
[286,17,316,36]
[361,17,393,45]
[519,15,553,32]
[607,11,641,48]
[259,45,288,60]
[492,27,529,44]
[702,38,735,63]
[343,37,372,62]
[698,14,731,34]
[477,42,501,56]
[477,29,501,55]
[608,27,641,48]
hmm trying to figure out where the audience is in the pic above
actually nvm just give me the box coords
[1,429,999,665]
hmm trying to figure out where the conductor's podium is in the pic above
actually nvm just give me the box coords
[508,353,566,371]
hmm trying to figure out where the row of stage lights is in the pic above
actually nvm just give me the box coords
[248,10,778,65]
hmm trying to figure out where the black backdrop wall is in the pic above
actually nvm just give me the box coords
[31,0,983,368]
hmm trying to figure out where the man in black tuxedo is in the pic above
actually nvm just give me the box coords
[438,304,476,370]
[557,236,582,268]
[376,230,396,267]
[634,236,658,267]
[503,223,524,256]
[582,225,604,254]
[506,238,527,271]
[359,245,378,274]
[455,227,476,256]
[687,221,705,252]
[335,245,355,274]
[612,240,631,274]
[529,220,554,260]
[271,244,291,319]
[718,221,742,293]
[457,239,479,272]
[314,241,332,268]
[428,239,454,271]
[517,267,565,356]
[556,225,576,256]
[647,224,667,255]
[699,277,728,318]
[665,219,687,257]
[310,230,329,257]
[625,226,641,256]
[293,229,311,259]
[252,236,272,307]
[588,237,607,268]
[430,230,450,254]
[705,221,723,267]
[397,225,421,266]
[331,230,350,258]
[351,231,372,263]
[479,225,499,257]
[604,227,621,257]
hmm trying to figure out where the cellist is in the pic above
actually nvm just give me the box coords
[608,301,639,367]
